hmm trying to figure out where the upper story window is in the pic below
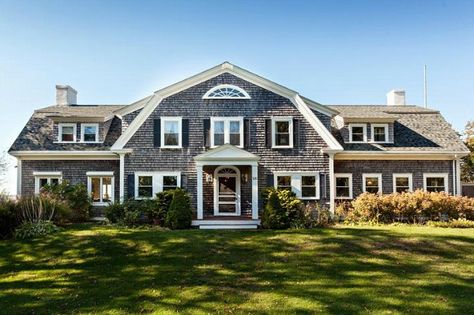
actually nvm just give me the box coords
[210,117,243,147]
[58,123,76,142]
[272,117,293,148]
[371,124,389,143]
[349,124,367,143]
[81,123,99,142]
[161,117,182,148]
[203,84,250,99]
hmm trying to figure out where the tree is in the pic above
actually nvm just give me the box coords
[0,151,9,188]
[461,120,474,182]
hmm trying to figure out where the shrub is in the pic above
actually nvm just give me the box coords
[0,193,18,239]
[262,189,288,229]
[146,190,174,225]
[292,202,332,228]
[104,201,125,223]
[16,195,62,223]
[14,220,59,239]
[427,218,474,228]
[165,188,192,229]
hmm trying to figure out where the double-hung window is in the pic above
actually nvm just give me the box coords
[135,172,181,199]
[81,123,99,142]
[87,172,114,205]
[363,173,382,194]
[349,124,367,143]
[274,172,320,200]
[393,173,413,193]
[371,124,388,143]
[272,117,293,148]
[210,117,243,147]
[161,117,182,148]
[33,172,62,194]
[424,173,448,192]
[58,123,76,142]
[335,173,353,199]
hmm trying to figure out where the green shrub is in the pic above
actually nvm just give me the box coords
[144,190,174,225]
[262,189,288,229]
[427,218,474,228]
[0,193,18,239]
[261,188,305,229]
[14,220,59,239]
[165,188,192,229]
[104,201,125,223]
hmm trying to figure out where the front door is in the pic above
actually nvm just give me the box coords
[214,167,240,215]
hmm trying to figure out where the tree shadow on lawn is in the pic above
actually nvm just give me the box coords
[0,225,473,314]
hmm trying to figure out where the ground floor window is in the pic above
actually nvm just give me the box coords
[424,173,448,192]
[335,173,353,199]
[135,172,181,199]
[274,172,320,200]
[86,172,114,205]
[363,173,382,194]
[33,172,62,194]
[393,173,413,193]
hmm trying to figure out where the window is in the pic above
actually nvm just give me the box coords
[424,173,448,192]
[349,124,367,143]
[363,174,382,194]
[135,172,181,199]
[371,124,388,143]
[274,172,320,199]
[272,117,293,148]
[335,174,353,199]
[203,84,250,99]
[87,172,114,205]
[393,173,413,193]
[33,172,62,194]
[81,123,99,142]
[161,117,182,148]
[58,123,76,142]
[210,117,243,147]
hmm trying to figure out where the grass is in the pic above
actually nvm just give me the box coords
[0,224,473,315]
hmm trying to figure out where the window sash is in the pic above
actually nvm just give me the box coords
[210,117,243,147]
[363,174,382,194]
[349,124,367,143]
[274,172,320,199]
[81,124,99,142]
[371,124,388,143]
[161,118,182,148]
[272,117,293,148]
[35,176,62,194]
[426,177,446,192]
[59,124,76,142]
[335,175,352,199]
[88,176,114,204]
[135,172,181,199]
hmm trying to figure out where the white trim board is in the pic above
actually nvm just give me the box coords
[111,62,343,151]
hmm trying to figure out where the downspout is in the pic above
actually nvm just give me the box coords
[328,152,336,216]
[452,159,457,195]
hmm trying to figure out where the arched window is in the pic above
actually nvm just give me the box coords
[203,84,250,99]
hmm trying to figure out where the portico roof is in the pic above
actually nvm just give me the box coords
[194,144,260,162]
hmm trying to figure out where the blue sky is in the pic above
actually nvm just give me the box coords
[1,0,473,192]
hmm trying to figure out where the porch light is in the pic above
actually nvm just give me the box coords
[242,173,249,184]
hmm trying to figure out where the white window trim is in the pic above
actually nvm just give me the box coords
[348,123,367,143]
[87,175,115,206]
[58,123,77,143]
[210,117,244,148]
[160,117,182,149]
[393,173,413,193]
[273,171,320,200]
[362,173,383,194]
[272,116,293,149]
[203,84,251,99]
[334,173,353,199]
[423,173,449,192]
[134,171,181,199]
[80,123,100,143]
[33,172,63,194]
[371,123,389,143]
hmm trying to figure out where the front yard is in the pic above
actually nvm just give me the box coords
[0,224,473,314]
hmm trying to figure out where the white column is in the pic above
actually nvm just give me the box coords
[328,153,335,216]
[196,164,204,220]
[456,158,462,196]
[251,164,258,220]
[16,158,22,197]
[119,153,125,202]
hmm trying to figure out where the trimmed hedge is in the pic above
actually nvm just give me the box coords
[336,190,474,224]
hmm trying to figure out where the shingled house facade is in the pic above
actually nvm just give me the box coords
[9,63,469,228]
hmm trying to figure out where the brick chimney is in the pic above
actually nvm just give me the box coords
[386,89,406,106]
[56,85,77,106]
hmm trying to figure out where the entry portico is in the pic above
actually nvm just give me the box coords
[193,144,260,228]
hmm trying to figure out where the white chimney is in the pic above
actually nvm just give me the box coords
[56,85,77,106]
[386,89,406,106]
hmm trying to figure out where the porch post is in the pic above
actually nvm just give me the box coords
[16,158,22,197]
[251,163,258,219]
[119,153,125,202]
[196,164,204,220]
[328,153,335,216]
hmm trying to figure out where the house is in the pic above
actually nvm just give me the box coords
[9,62,469,229]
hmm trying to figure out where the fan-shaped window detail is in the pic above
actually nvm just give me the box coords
[203,84,250,99]
[217,167,238,175]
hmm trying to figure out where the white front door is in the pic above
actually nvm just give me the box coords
[214,166,241,216]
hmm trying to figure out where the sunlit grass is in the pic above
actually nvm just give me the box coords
[0,224,473,314]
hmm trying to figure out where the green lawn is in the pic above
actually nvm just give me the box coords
[0,225,473,315]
